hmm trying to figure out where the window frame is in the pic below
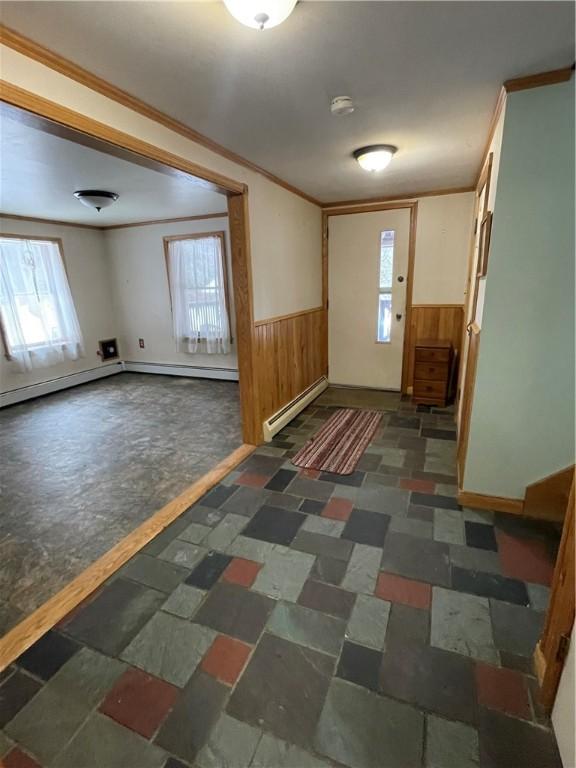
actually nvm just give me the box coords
[0,233,72,359]
[163,230,232,342]
[376,229,395,345]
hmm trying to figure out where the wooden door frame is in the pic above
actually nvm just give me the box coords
[0,81,260,445]
[322,200,418,393]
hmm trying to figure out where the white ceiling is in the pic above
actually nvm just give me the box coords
[0,115,227,225]
[0,1,574,203]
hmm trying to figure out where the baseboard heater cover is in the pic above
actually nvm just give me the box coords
[122,361,239,381]
[0,363,123,408]
[263,376,328,442]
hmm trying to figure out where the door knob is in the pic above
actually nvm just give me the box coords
[396,313,403,321]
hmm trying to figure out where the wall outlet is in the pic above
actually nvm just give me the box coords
[139,338,145,348]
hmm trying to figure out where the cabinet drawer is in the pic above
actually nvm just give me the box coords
[415,347,450,363]
[413,380,447,398]
[414,362,448,381]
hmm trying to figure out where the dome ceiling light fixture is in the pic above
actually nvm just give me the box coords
[331,96,355,116]
[73,190,119,212]
[353,145,398,173]
[222,0,297,30]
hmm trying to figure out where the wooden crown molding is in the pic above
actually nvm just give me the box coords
[0,211,229,231]
[321,185,474,210]
[504,66,573,93]
[0,24,321,207]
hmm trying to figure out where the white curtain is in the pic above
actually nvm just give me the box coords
[168,235,230,355]
[0,237,85,372]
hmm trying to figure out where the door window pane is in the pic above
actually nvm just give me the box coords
[377,230,395,342]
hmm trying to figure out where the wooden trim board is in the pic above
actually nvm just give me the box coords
[504,66,573,93]
[457,489,524,515]
[1,212,228,231]
[321,185,474,210]
[0,443,255,671]
[254,306,324,327]
[0,212,102,230]
[0,24,321,206]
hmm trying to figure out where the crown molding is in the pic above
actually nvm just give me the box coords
[0,24,321,207]
[504,66,573,93]
[0,211,229,232]
[0,212,102,230]
[321,185,474,210]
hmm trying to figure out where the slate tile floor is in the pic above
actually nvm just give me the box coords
[0,398,563,768]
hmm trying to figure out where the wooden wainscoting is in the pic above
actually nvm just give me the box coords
[253,307,328,424]
[406,305,465,389]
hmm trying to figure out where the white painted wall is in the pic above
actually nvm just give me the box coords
[0,46,323,324]
[329,208,411,389]
[105,218,238,370]
[412,192,475,305]
[552,625,575,768]
[0,218,118,393]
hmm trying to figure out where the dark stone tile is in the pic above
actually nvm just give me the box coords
[291,530,353,562]
[379,642,477,725]
[201,485,238,508]
[265,469,298,492]
[194,582,275,643]
[239,454,286,476]
[385,603,430,649]
[63,578,165,655]
[356,454,382,472]
[227,632,333,749]
[264,491,301,510]
[421,428,456,441]
[336,641,382,692]
[341,509,390,547]
[242,505,305,546]
[120,553,190,594]
[182,504,225,527]
[478,707,562,768]
[311,556,348,586]
[17,630,80,681]
[500,651,535,675]
[411,492,460,511]
[465,522,498,552]
[297,579,356,621]
[416,404,432,413]
[407,504,434,522]
[155,670,228,764]
[0,670,42,728]
[389,415,420,430]
[299,499,326,515]
[184,551,233,590]
[163,759,188,768]
[378,464,412,477]
[412,470,458,484]
[451,567,529,606]
[490,600,545,657]
[398,435,427,451]
[381,533,450,587]
[403,451,425,470]
[318,470,365,487]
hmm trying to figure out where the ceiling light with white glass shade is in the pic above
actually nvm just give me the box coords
[74,190,119,212]
[353,145,397,173]
[222,0,297,29]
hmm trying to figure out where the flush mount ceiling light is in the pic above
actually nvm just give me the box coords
[222,0,297,29]
[73,190,119,212]
[353,145,397,173]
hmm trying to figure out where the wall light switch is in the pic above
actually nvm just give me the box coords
[139,338,145,348]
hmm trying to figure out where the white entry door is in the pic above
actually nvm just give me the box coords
[328,208,411,390]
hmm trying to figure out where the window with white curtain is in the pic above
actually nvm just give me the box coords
[165,232,231,355]
[0,236,85,371]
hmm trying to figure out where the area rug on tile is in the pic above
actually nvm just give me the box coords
[291,408,382,475]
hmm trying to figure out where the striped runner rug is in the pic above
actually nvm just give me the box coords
[291,408,382,475]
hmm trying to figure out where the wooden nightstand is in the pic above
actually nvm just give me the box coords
[413,338,454,407]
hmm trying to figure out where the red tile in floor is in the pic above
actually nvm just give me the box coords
[222,557,262,588]
[322,497,353,521]
[201,634,252,686]
[2,749,42,768]
[99,667,179,738]
[476,662,531,720]
[235,472,269,488]
[300,468,320,480]
[496,530,555,586]
[375,571,432,609]
[399,478,436,493]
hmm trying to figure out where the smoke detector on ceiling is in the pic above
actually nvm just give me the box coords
[331,96,355,116]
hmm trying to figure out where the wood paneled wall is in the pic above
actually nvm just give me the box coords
[253,308,328,425]
[406,305,465,388]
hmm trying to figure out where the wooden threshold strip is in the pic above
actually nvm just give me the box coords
[0,443,255,671]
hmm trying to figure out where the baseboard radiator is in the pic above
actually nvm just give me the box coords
[122,361,239,381]
[0,363,123,408]
[263,376,328,442]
